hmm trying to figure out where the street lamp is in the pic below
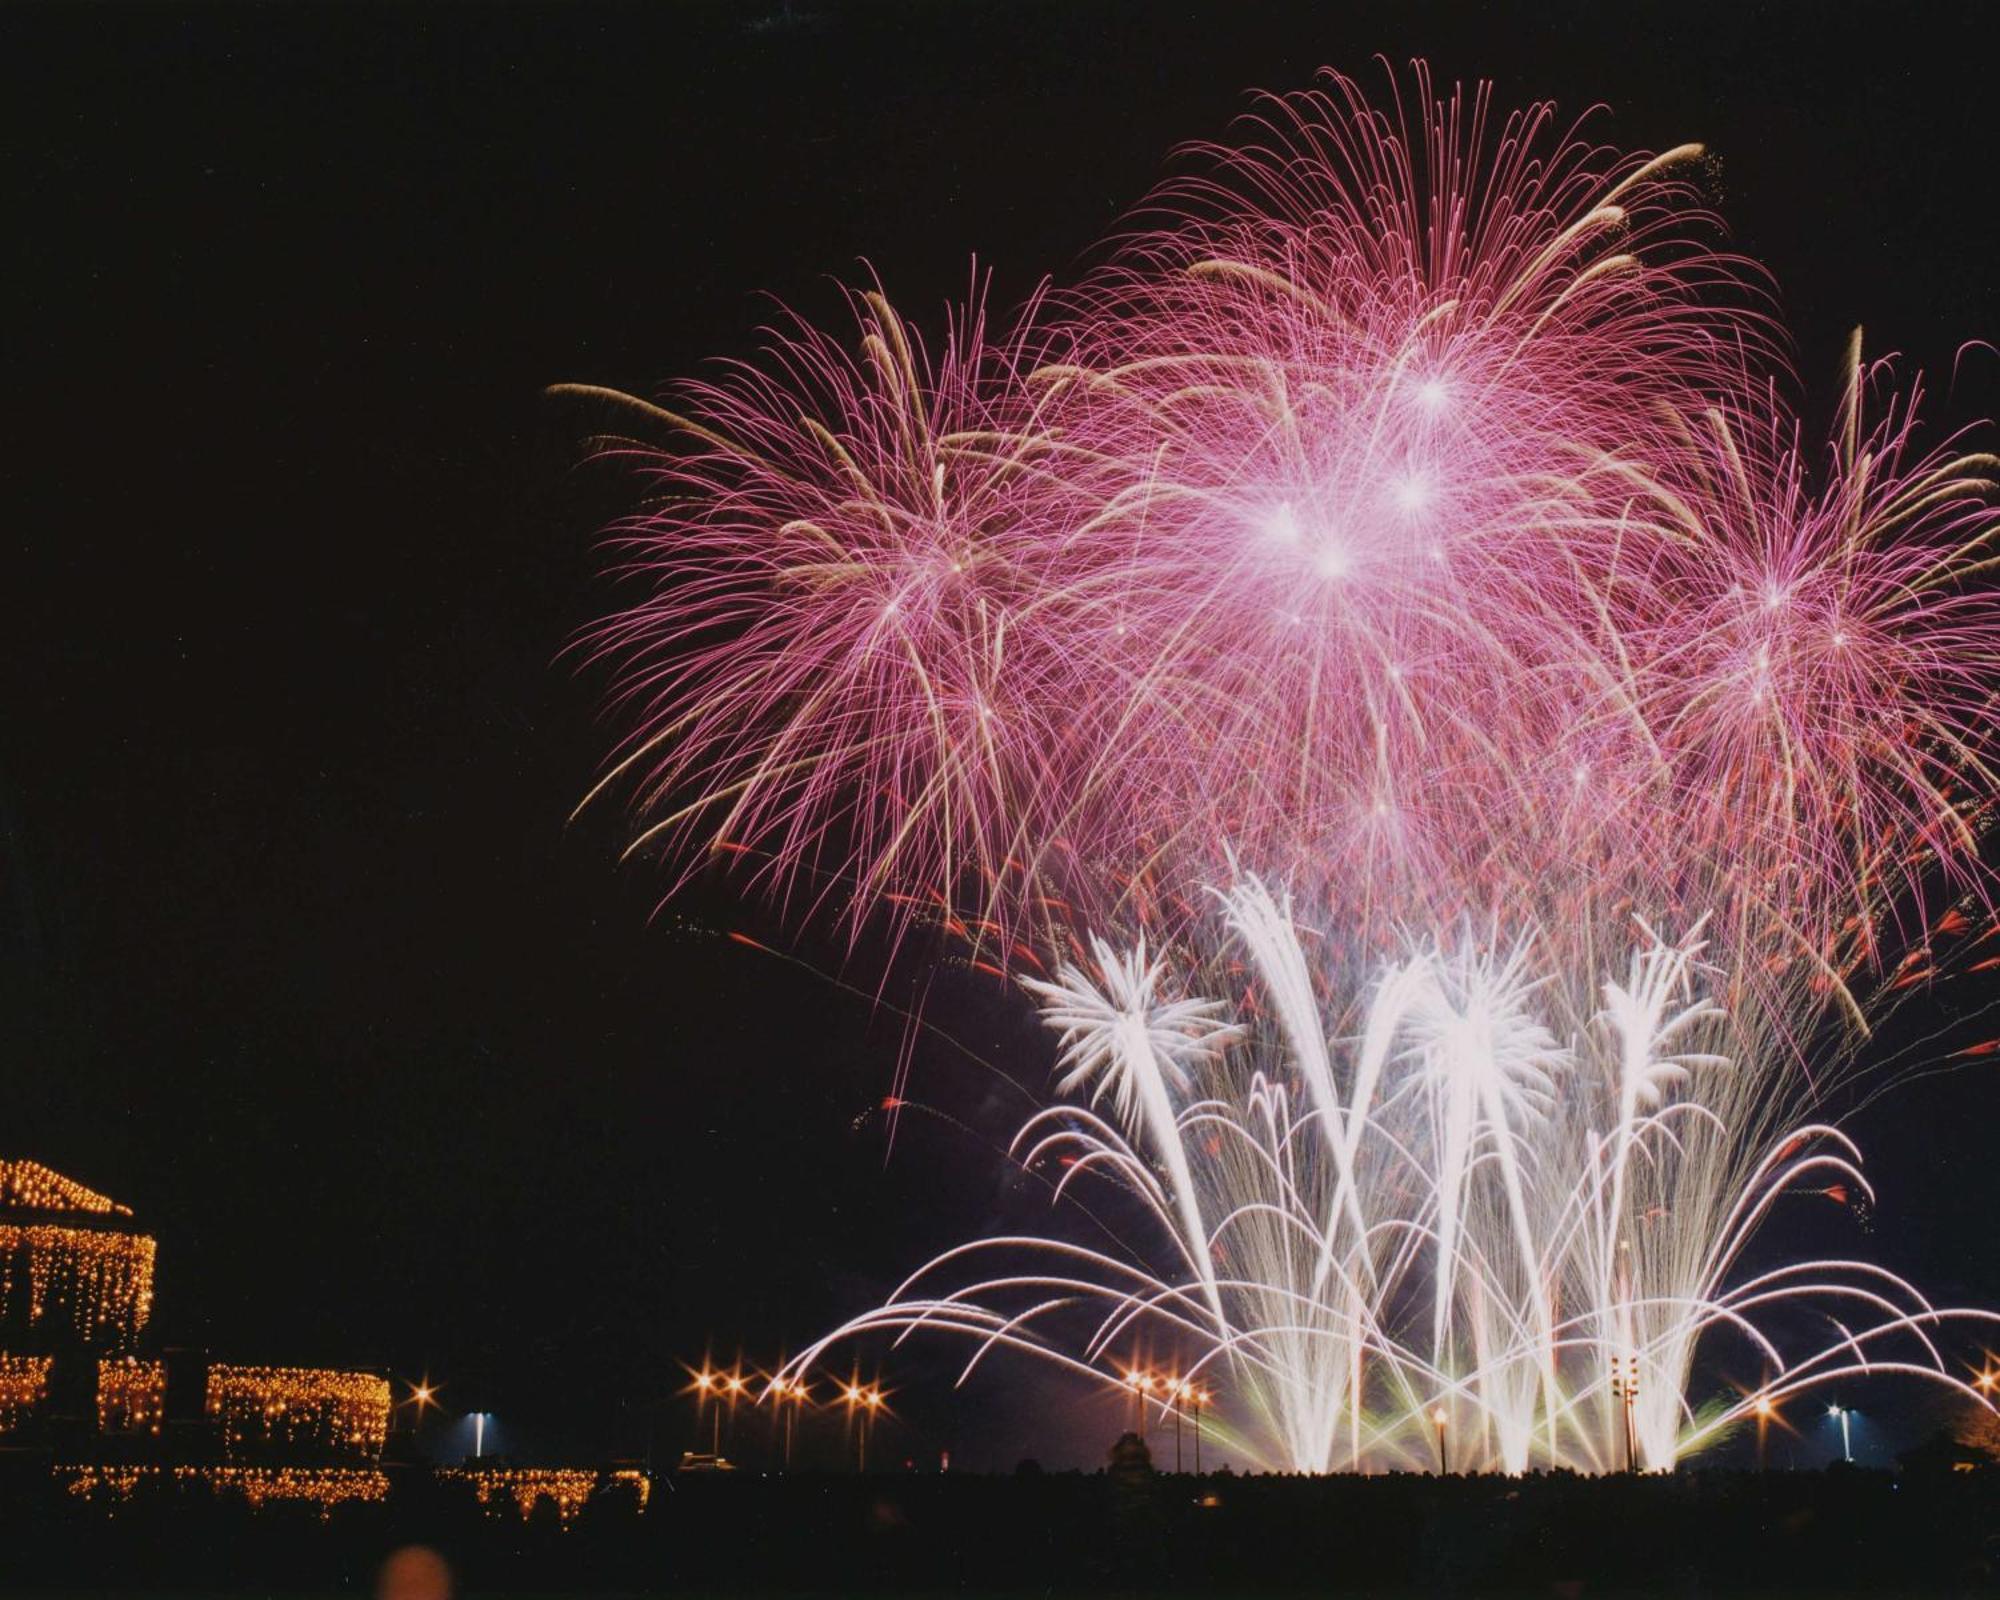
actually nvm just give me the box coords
[1611,1356,1641,1472]
[722,1371,749,1453]
[765,1376,809,1470]
[1828,1403,1853,1463]
[395,1378,437,1432]
[1192,1386,1209,1476]
[1432,1407,1449,1475]
[1751,1395,1777,1474]
[843,1385,884,1472]
[692,1368,724,1455]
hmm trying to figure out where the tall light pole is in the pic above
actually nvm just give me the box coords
[1432,1407,1449,1475]
[843,1384,884,1472]
[693,1369,721,1454]
[1753,1396,1775,1474]
[724,1372,748,1455]
[1612,1356,1640,1472]
[1828,1403,1852,1463]
[1193,1386,1208,1475]
[862,1387,882,1471]
[767,1376,807,1470]
[395,1379,436,1436]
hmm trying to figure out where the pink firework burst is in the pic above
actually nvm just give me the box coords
[574,64,2000,1015]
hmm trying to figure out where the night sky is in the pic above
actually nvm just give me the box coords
[6,1,1998,1472]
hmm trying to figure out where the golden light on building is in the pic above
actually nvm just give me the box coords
[0,1352,52,1432]
[0,1162,156,1351]
[97,1356,166,1434]
[205,1365,391,1459]
[0,1161,129,1216]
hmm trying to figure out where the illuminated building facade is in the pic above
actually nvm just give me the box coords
[206,1364,391,1460]
[0,1160,390,1473]
[0,1160,156,1353]
[2,1160,637,1519]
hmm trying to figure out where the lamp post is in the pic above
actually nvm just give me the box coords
[862,1388,882,1471]
[693,1369,721,1455]
[1170,1378,1185,1473]
[844,1384,884,1472]
[395,1379,436,1435]
[1432,1406,1449,1475]
[1193,1386,1208,1476]
[1828,1403,1852,1463]
[1611,1356,1640,1473]
[1753,1396,1775,1474]
[724,1372,748,1454]
[767,1376,807,1470]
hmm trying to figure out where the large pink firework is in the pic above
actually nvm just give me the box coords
[576,63,2000,1024]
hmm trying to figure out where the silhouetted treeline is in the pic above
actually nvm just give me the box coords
[4,1456,2000,1594]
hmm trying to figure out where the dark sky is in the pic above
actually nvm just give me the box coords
[5,0,1998,1472]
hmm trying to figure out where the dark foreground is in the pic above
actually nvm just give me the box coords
[6,1462,2000,1597]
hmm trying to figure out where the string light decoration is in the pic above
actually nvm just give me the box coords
[63,1463,390,1515]
[96,1356,165,1434]
[0,1164,155,1351]
[61,1464,144,1500]
[0,1162,130,1216]
[0,1352,52,1432]
[444,1466,651,1523]
[0,1228,156,1350]
[205,1365,391,1459]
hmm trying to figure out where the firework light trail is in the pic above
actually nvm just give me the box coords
[571,64,2000,1470]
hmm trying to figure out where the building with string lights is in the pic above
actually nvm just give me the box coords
[0,1160,639,1521]
[0,1159,389,1474]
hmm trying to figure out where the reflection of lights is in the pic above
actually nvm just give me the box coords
[448,1466,651,1522]
[66,1464,389,1517]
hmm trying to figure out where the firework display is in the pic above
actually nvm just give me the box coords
[584,66,2000,1470]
